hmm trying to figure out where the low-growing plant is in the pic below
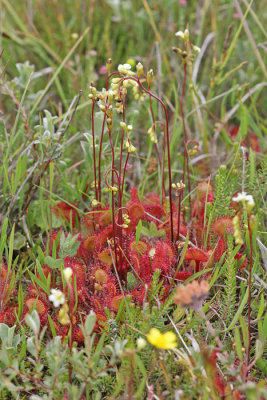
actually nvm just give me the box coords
[0,3,266,398]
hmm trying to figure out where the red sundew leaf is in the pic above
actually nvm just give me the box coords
[213,237,226,262]
[0,265,8,280]
[130,187,140,202]
[128,202,145,224]
[98,225,113,246]
[212,218,233,236]
[92,207,112,227]
[144,203,164,220]
[83,234,97,253]
[110,294,123,311]
[129,240,148,255]
[184,248,209,262]
[0,307,18,326]
[196,181,213,199]
[98,249,114,268]
[53,202,78,227]
[175,271,193,281]
[80,214,95,236]
[235,252,248,271]
[72,326,85,344]
[214,376,226,397]
[25,298,48,316]
[248,134,261,153]
[229,125,239,139]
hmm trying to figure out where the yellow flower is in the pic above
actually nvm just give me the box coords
[147,328,177,350]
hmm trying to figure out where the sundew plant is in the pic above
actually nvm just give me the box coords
[0,0,266,399]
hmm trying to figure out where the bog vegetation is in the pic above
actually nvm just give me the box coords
[0,0,266,399]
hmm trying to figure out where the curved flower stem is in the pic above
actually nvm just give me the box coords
[98,111,107,203]
[98,71,123,203]
[148,90,164,199]
[66,282,75,383]
[107,125,119,270]
[176,189,183,242]
[151,121,165,198]
[123,76,174,243]
[180,44,191,219]
[247,216,253,370]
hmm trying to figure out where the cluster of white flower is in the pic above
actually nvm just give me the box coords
[49,289,65,307]
[232,192,255,213]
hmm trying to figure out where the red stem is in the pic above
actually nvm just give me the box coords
[180,46,191,219]
[107,127,119,272]
[98,71,123,203]
[152,121,165,198]
[122,76,174,243]
[247,216,253,371]
[176,190,183,242]
[91,101,98,200]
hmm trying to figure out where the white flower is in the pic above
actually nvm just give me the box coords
[175,28,189,41]
[49,289,65,307]
[175,30,185,39]
[232,192,255,213]
[118,63,133,75]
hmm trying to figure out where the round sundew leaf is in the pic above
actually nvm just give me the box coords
[212,217,233,236]
[184,247,209,262]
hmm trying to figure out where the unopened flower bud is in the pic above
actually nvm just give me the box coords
[136,62,144,77]
[137,337,146,350]
[192,44,201,53]
[106,58,112,74]
[147,69,154,87]
[128,144,137,153]
[63,267,73,282]
[120,122,127,131]
[71,32,79,40]
[91,199,99,207]
[99,104,106,112]
[183,28,189,41]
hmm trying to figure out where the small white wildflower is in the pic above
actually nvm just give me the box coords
[127,125,133,131]
[232,192,251,202]
[175,31,185,39]
[49,289,65,307]
[232,192,255,213]
[175,28,189,41]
